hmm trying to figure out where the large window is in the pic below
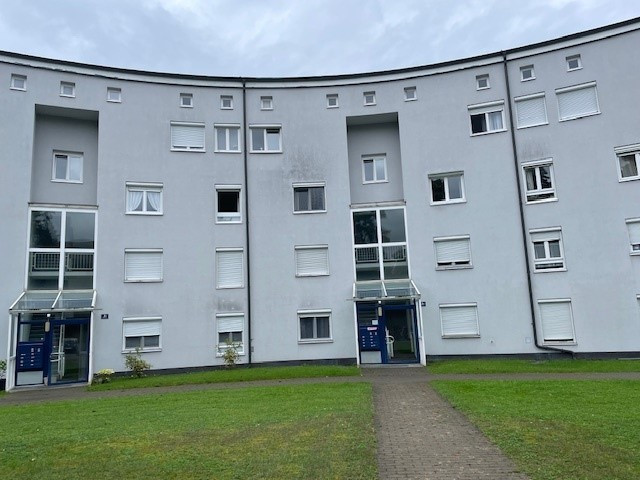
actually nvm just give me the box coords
[362,156,387,183]
[615,144,640,182]
[293,184,326,213]
[250,125,281,152]
[522,160,555,203]
[216,314,244,355]
[434,236,472,269]
[123,317,161,352]
[126,183,163,215]
[170,122,205,151]
[515,93,548,129]
[124,249,163,282]
[556,82,599,121]
[298,310,332,342]
[295,245,329,277]
[468,101,505,135]
[216,248,244,289]
[429,172,465,204]
[530,228,565,272]
[538,299,575,343]
[440,304,480,338]
[216,186,241,223]
[214,125,240,152]
[52,152,83,183]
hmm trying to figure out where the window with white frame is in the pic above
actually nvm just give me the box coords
[60,81,75,97]
[468,101,505,135]
[216,187,241,223]
[107,87,121,102]
[298,310,332,342]
[124,249,163,282]
[515,93,548,128]
[216,248,243,288]
[363,91,376,106]
[429,172,465,204]
[522,160,555,203]
[615,144,640,182]
[434,236,471,269]
[566,54,582,71]
[326,94,339,108]
[220,95,233,110]
[626,219,640,254]
[123,317,161,352]
[260,96,273,110]
[362,156,387,183]
[250,125,281,152]
[476,74,490,90]
[538,299,575,343]
[440,304,480,338]
[520,65,535,81]
[530,228,565,271]
[126,183,163,214]
[10,74,26,91]
[180,93,193,107]
[170,122,205,151]
[214,124,241,152]
[404,86,417,101]
[556,82,599,121]
[293,184,326,213]
[295,245,329,276]
[52,152,83,183]
[216,314,244,354]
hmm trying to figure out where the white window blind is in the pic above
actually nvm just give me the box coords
[124,319,161,337]
[124,250,163,282]
[556,84,599,120]
[515,95,547,128]
[440,305,480,337]
[216,250,243,288]
[627,221,640,252]
[434,238,471,266]
[171,123,205,150]
[539,301,574,341]
[217,315,244,332]
[295,246,329,276]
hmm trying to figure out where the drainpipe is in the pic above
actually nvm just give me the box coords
[502,51,573,356]
[241,79,253,365]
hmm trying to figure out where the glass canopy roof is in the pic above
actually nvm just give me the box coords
[353,280,420,300]
[9,290,97,313]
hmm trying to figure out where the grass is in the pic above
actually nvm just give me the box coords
[426,358,640,374]
[432,380,640,480]
[88,364,360,391]
[0,382,376,480]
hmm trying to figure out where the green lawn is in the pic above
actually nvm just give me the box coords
[427,358,640,374]
[432,380,640,480]
[0,383,376,480]
[89,365,360,391]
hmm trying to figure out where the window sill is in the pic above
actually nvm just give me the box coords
[122,348,162,354]
[250,150,282,154]
[216,351,245,357]
[298,339,333,344]
[216,285,244,290]
[430,199,466,206]
[558,111,600,122]
[442,334,480,339]
[60,94,75,98]
[470,129,507,137]
[10,87,26,92]
[293,210,327,215]
[106,99,121,103]
[629,251,640,256]
[170,148,206,153]
[126,211,163,216]
[525,197,558,205]
[567,67,583,72]
[51,179,83,184]
[517,122,549,130]
[363,103,376,107]
[542,341,576,346]
[521,77,536,82]
[296,273,330,278]
[404,98,417,102]
[533,267,567,273]
[214,150,242,154]
[436,265,473,271]
[363,180,389,185]
[619,176,640,183]
[124,279,163,283]
[215,220,243,225]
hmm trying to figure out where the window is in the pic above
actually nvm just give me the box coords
[52,152,83,183]
[522,160,555,203]
[293,184,326,213]
[170,122,205,151]
[250,125,281,152]
[520,65,535,81]
[180,93,193,107]
[626,219,640,254]
[107,87,121,102]
[362,156,387,183]
[123,318,161,352]
[326,94,339,108]
[124,249,163,282]
[260,96,273,110]
[216,248,243,288]
[530,228,565,272]
[298,310,332,342]
[476,74,489,90]
[440,304,480,338]
[220,95,233,109]
[10,74,26,91]
[468,101,505,135]
[404,86,417,101]
[566,55,582,71]
[556,82,599,121]
[429,173,465,204]
[216,314,244,355]
[515,93,548,128]
[615,144,640,182]
[363,91,376,106]
[126,183,163,215]
[538,300,575,343]
[216,186,241,223]
[60,81,75,97]
[295,245,329,276]
[434,236,471,269]
[214,124,241,152]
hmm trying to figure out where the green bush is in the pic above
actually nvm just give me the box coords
[221,344,240,368]
[124,349,151,378]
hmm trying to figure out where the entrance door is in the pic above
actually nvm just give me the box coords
[48,320,89,385]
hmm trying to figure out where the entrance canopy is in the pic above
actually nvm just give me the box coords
[353,280,420,301]
[9,290,97,313]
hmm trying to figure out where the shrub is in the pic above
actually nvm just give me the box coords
[221,344,240,368]
[93,368,115,384]
[0,359,6,379]
[124,349,152,378]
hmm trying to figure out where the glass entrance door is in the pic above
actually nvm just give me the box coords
[48,318,89,385]
[382,305,419,363]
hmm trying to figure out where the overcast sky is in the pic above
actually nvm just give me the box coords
[0,0,638,77]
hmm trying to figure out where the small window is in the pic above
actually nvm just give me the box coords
[522,160,556,203]
[126,183,163,215]
[440,304,480,338]
[434,236,472,269]
[530,228,565,272]
[626,219,640,255]
[566,55,582,71]
[124,249,163,282]
[10,74,26,91]
[362,156,387,183]
[180,93,193,108]
[293,184,326,213]
[476,74,490,90]
[216,187,241,223]
[107,87,121,103]
[214,125,241,152]
[363,91,376,106]
[170,122,205,151]
[216,248,244,289]
[538,299,575,343]
[260,96,273,110]
[60,81,75,97]
[326,94,339,108]
[468,101,505,135]
[520,65,535,81]
[250,126,281,152]
[556,82,599,121]
[515,93,548,128]
[123,318,161,352]
[615,144,640,182]
[52,152,83,183]
[295,245,329,276]
[220,95,233,110]
[217,314,244,355]
[429,173,465,204]
[404,86,417,101]
[298,310,332,342]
